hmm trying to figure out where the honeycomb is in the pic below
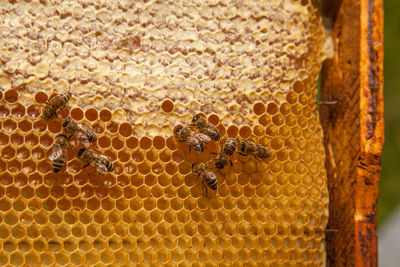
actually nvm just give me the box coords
[0,0,330,266]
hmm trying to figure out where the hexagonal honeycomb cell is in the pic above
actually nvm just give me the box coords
[0,0,330,266]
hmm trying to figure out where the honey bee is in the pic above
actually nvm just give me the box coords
[63,117,97,147]
[192,162,217,196]
[239,139,271,159]
[78,148,114,173]
[190,114,221,141]
[174,124,211,153]
[48,134,70,173]
[222,138,238,156]
[213,138,237,169]
[43,92,72,120]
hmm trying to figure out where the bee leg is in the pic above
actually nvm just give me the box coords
[238,152,247,156]
[101,174,106,187]
[82,162,91,168]
[229,160,233,167]
[202,180,208,197]
[209,152,220,158]
[43,95,55,105]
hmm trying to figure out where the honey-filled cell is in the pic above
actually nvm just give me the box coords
[85,108,98,121]
[106,121,119,134]
[32,120,47,132]
[0,105,10,118]
[26,105,40,118]
[4,90,18,103]
[161,99,174,113]
[10,133,24,146]
[11,104,26,118]
[70,108,84,121]
[0,0,329,266]
[119,122,132,137]
[100,109,112,122]
[3,119,17,132]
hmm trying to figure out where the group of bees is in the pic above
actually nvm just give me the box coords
[43,92,114,174]
[174,114,271,195]
[42,92,271,195]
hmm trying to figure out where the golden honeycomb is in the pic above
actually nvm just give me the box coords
[0,0,330,266]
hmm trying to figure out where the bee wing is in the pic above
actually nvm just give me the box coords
[92,155,109,173]
[203,126,220,140]
[48,144,66,161]
[77,123,92,133]
[92,161,108,173]
[74,130,90,144]
[186,136,204,153]
[194,132,211,143]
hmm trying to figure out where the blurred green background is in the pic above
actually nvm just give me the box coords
[378,0,399,225]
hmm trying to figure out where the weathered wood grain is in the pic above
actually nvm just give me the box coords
[321,0,383,266]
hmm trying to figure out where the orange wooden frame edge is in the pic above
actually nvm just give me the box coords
[321,0,383,266]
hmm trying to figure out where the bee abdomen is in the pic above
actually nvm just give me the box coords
[43,107,57,120]
[257,149,271,158]
[191,142,204,153]
[224,148,236,156]
[106,161,114,172]
[224,139,237,156]
[205,128,220,141]
[52,159,65,173]
[211,133,220,141]
[63,92,72,103]
[215,161,225,169]
[206,178,218,190]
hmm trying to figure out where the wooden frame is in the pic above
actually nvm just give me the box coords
[320,0,384,266]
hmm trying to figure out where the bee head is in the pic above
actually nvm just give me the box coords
[63,117,71,128]
[173,125,183,136]
[192,114,201,123]
[78,148,86,158]
[215,161,224,169]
